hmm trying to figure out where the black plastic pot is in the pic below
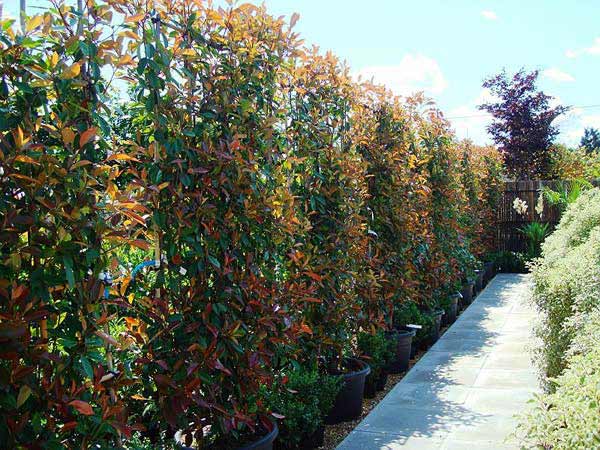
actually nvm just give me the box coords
[300,426,324,450]
[177,421,278,450]
[363,371,378,398]
[239,424,279,450]
[392,326,418,358]
[447,294,460,324]
[441,310,449,327]
[385,329,415,374]
[429,310,444,345]
[474,269,484,294]
[484,261,495,284]
[376,370,388,391]
[273,424,324,450]
[460,283,474,308]
[325,358,370,424]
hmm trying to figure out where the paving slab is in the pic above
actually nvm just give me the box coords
[337,274,539,450]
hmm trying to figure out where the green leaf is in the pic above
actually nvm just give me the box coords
[59,337,77,349]
[0,393,16,410]
[2,19,15,31]
[63,255,75,289]
[85,249,100,265]
[207,255,220,269]
[80,356,94,379]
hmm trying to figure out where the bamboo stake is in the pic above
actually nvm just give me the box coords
[152,1,161,300]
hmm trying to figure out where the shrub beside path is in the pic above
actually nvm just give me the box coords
[337,274,539,450]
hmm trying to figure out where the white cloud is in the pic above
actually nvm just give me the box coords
[481,10,498,21]
[555,108,600,147]
[355,54,448,97]
[565,37,600,58]
[565,49,578,58]
[542,68,575,83]
[581,114,600,128]
[446,88,497,144]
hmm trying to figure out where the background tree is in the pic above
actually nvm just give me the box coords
[580,127,600,153]
[478,69,568,180]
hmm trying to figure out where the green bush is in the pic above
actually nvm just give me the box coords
[519,222,550,260]
[517,308,600,449]
[530,188,600,382]
[357,331,395,379]
[262,368,341,450]
[489,250,528,273]
[393,300,435,348]
[517,188,600,449]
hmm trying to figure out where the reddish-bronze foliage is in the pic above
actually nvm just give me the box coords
[0,1,505,447]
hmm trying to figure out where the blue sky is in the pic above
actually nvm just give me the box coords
[6,0,600,146]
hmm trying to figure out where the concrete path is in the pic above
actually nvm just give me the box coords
[337,274,539,450]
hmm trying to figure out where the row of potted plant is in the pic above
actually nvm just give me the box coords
[235,262,498,450]
[0,2,504,449]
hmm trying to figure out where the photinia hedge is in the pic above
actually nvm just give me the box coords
[0,1,504,448]
[0,3,145,447]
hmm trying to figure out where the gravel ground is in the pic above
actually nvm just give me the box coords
[318,323,454,450]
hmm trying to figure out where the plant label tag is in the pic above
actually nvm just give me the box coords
[179,267,187,275]
[406,324,422,330]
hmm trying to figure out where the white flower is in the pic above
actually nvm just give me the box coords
[513,197,528,216]
[535,194,544,219]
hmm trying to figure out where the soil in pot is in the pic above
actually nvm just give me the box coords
[325,358,370,425]
[385,329,415,373]
[176,421,278,450]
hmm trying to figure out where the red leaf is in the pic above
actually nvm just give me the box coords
[69,400,94,416]
[155,360,169,371]
[214,359,232,376]
[61,421,78,433]
[299,323,313,335]
[304,271,322,282]
[11,285,28,301]
[79,127,98,149]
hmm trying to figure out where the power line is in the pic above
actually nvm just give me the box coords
[446,104,600,120]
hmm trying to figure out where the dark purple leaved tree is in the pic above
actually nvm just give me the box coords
[478,69,568,180]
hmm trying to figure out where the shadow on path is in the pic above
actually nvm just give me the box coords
[337,274,537,450]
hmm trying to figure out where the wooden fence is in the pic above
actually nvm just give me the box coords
[498,180,564,252]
